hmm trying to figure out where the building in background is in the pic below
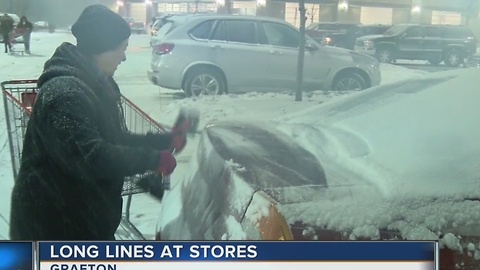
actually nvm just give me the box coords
[276,0,475,27]
[0,0,118,27]
[115,0,479,26]
[3,0,476,39]
[116,0,218,28]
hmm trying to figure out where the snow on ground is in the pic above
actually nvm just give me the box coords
[0,31,426,239]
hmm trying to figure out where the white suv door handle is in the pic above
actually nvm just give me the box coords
[270,50,282,55]
[210,44,222,49]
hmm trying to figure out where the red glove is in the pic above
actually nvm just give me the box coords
[170,119,189,153]
[156,150,177,176]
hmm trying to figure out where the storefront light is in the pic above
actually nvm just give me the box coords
[338,1,348,11]
[145,0,153,5]
[116,1,124,7]
[412,5,421,13]
[257,0,266,7]
[216,0,225,6]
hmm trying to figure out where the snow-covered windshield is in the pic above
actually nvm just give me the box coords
[205,122,327,190]
[276,70,480,199]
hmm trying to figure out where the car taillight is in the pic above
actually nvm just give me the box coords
[248,191,294,240]
[153,43,175,55]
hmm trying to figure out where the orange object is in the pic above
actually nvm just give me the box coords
[21,91,37,109]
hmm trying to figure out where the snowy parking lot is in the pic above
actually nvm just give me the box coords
[0,31,464,240]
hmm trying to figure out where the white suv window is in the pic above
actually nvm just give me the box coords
[189,20,215,40]
[262,22,300,48]
[224,20,257,44]
[211,21,226,41]
[156,22,174,38]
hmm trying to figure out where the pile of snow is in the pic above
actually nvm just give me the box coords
[273,68,480,243]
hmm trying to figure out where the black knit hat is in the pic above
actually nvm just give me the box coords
[71,4,131,55]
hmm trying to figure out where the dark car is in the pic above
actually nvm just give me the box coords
[306,21,358,44]
[33,21,56,33]
[354,24,477,67]
[123,17,146,34]
[322,24,391,50]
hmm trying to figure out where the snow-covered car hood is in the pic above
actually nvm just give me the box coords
[316,45,376,65]
[317,44,351,57]
[274,68,480,241]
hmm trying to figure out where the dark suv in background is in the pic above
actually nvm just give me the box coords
[306,21,358,44]
[354,24,477,67]
[123,17,147,34]
[322,24,391,50]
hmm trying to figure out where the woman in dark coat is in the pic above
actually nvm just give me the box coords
[16,16,33,54]
[0,14,14,53]
[9,5,186,240]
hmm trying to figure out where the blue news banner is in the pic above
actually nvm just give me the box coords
[1,241,437,270]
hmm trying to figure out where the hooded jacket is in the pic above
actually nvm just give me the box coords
[17,17,33,34]
[0,15,14,35]
[9,42,172,240]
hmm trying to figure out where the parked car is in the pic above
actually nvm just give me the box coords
[322,24,391,50]
[123,17,146,34]
[306,21,359,44]
[155,68,480,270]
[147,15,381,96]
[33,21,56,33]
[354,24,477,67]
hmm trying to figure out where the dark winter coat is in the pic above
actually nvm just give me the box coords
[9,42,172,240]
[17,19,33,34]
[0,15,14,35]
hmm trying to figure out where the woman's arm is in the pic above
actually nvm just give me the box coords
[35,89,164,181]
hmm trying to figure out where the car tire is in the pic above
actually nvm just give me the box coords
[184,68,226,97]
[376,48,394,63]
[444,49,463,67]
[332,72,367,91]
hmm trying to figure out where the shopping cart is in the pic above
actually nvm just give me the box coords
[2,79,167,240]
[7,28,26,55]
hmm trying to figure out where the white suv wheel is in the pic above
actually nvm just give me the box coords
[184,68,225,97]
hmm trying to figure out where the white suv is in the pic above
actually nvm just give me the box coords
[147,15,381,96]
